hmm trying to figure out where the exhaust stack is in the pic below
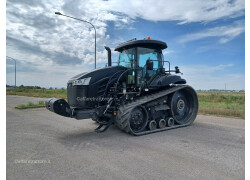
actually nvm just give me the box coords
[104,46,112,66]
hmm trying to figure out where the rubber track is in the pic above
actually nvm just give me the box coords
[115,85,192,135]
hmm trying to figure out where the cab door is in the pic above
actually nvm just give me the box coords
[136,47,162,85]
[118,48,136,85]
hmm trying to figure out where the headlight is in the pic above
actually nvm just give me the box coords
[72,77,91,86]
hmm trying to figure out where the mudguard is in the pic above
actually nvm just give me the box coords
[149,74,186,88]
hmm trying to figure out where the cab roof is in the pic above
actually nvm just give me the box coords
[114,39,167,52]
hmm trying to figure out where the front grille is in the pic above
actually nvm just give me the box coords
[67,85,88,108]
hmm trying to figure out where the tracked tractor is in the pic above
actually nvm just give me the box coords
[45,38,198,135]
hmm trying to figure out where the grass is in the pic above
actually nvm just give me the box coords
[7,88,245,119]
[197,92,245,119]
[16,101,45,109]
[7,88,67,99]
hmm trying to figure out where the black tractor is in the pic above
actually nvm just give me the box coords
[46,38,198,135]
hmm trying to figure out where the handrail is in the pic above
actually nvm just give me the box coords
[147,59,170,72]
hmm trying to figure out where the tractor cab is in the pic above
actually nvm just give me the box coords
[115,38,167,86]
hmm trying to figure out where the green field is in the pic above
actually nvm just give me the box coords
[198,92,244,119]
[7,88,245,119]
[6,88,67,99]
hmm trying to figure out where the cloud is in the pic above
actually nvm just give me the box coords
[180,64,245,90]
[57,0,245,25]
[8,0,45,8]
[6,3,111,66]
[213,64,234,70]
[6,0,244,67]
[6,58,43,73]
[59,0,244,24]
[102,0,244,23]
[163,50,174,56]
[179,20,244,43]
[6,0,244,88]
[7,36,83,65]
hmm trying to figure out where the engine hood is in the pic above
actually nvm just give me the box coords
[68,66,127,85]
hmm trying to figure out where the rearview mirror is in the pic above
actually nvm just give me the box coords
[175,66,180,73]
[146,60,153,70]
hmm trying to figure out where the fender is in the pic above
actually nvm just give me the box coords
[148,74,186,88]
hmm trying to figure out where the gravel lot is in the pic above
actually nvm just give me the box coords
[6,95,245,180]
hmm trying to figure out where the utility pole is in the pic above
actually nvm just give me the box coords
[55,12,97,69]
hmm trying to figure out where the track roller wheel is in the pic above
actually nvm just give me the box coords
[166,117,174,127]
[158,119,166,129]
[148,120,157,130]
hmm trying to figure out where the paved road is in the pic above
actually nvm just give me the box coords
[6,96,245,180]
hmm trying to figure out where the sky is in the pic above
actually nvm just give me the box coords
[6,0,245,90]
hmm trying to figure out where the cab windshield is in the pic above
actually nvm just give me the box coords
[118,47,163,85]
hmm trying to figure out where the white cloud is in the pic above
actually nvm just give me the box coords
[6,0,245,67]
[163,50,174,56]
[103,0,244,23]
[179,20,244,43]
[6,0,245,88]
[55,0,245,24]
[180,64,245,90]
